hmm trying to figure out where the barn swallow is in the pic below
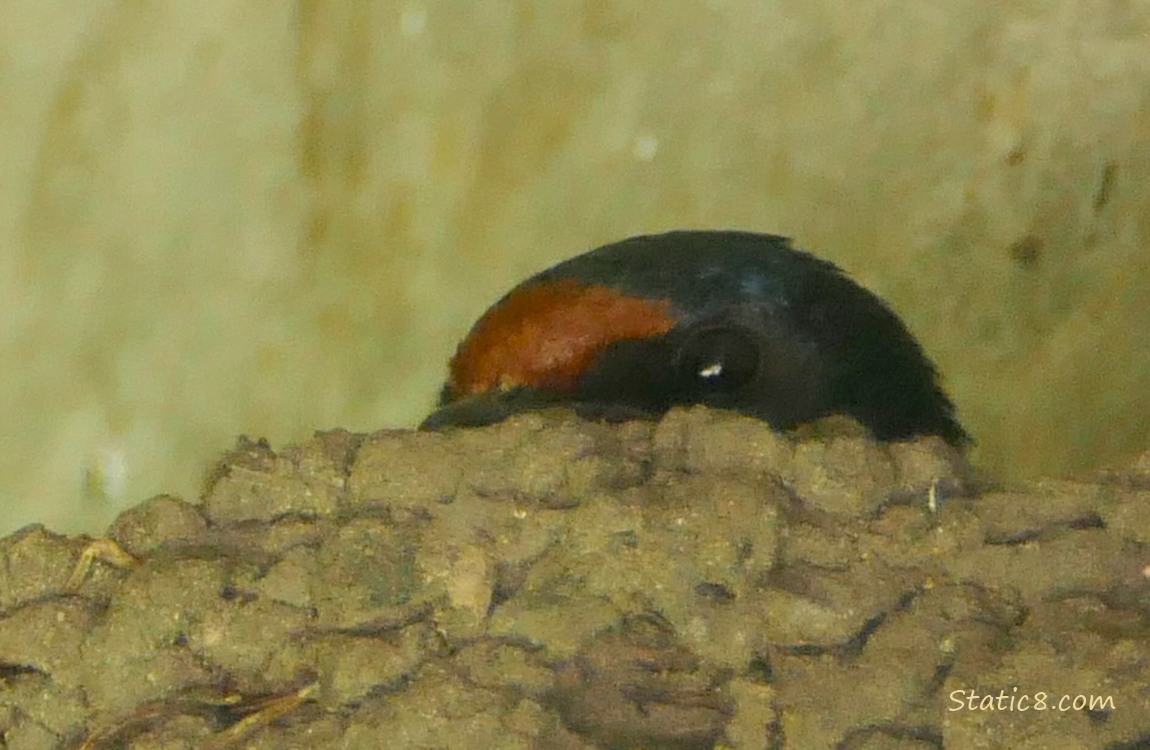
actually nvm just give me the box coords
[421,230,969,446]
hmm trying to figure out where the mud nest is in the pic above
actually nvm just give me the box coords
[1,407,1149,749]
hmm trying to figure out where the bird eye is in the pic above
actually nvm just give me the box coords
[676,326,761,395]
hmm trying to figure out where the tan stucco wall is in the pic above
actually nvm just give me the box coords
[3,0,1149,534]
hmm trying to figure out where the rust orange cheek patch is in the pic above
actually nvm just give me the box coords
[448,278,676,398]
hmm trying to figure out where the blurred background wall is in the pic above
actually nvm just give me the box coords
[2,0,1149,535]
